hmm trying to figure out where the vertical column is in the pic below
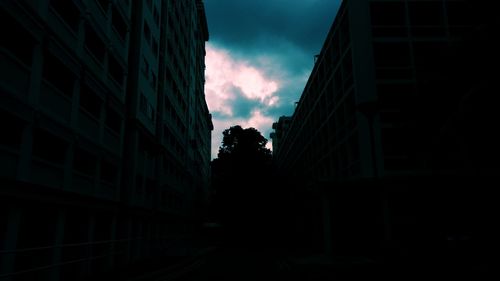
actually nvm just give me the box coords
[322,192,332,255]
[0,207,22,281]
[49,211,65,281]
[85,214,95,277]
[108,215,117,268]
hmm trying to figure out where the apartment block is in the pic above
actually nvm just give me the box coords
[0,0,212,280]
[272,0,497,256]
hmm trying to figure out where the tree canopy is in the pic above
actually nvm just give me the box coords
[217,125,271,162]
[210,126,274,243]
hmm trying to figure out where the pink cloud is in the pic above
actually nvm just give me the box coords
[205,44,280,158]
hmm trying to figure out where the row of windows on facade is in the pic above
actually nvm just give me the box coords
[370,1,475,28]
[283,91,358,167]
[286,58,355,156]
[2,10,125,90]
[167,38,191,94]
[1,111,196,201]
[0,112,119,184]
[2,24,123,137]
[165,102,188,137]
[163,125,187,161]
[52,0,128,44]
[4,207,187,253]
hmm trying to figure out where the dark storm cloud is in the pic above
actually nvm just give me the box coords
[205,0,340,56]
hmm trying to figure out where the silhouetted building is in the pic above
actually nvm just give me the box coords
[270,115,292,155]
[273,0,498,259]
[0,0,212,280]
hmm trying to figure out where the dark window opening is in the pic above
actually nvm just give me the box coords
[136,174,143,192]
[151,72,157,89]
[446,2,472,26]
[108,55,124,85]
[63,210,89,244]
[373,42,411,67]
[80,84,102,119]
[370,2,406,26]
[43,52,75,97]
[152,37,159,58]
[140,93,148,114]
[112,6,127,41]
[409,2,444,26]
[85,26,106,63]
[50,0,80,31]
[16,208,58,248]
[376,83,415,107]
[100,160,117,183]
[0,110,24,150]
[73,147,97,176]
[143,21,151,45]
[32,129,67,164]
[96,0,109,13]
[105,107,122,133]
[153,6,160,26]
[94,214,111,241]
[381,128,409,157]
[0,10,35,66]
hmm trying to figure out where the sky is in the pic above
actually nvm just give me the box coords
[203,0,341,159]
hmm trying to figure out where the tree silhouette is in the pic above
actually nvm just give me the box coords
[210,125,274,246]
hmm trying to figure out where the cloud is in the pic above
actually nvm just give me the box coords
[204,0,342,158]
[205,0,340,55]
[206,45,281,158]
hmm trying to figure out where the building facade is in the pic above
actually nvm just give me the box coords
[273,0,497,257]
[270,116,291,155]
[0,0,212,280]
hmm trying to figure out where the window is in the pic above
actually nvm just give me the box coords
[370,2,406,26]
[140,93,147,114]
[147,104,155,122]
[80,84,102,119]
[1,10,35,66]
[96,0,108,13]
[446,2,472,26]
[32,129,67,164]
[73,147,97,176]
[373,42,411,68]
[153,6,160,26]
[152,37,159,58]
[408,2,444,26]
[151,72,157,89]
[50,0,80,31]
[108,55,123,84]
[0,110,24,150]
[112,6,127,41]
[142,57,149,78]
[105,107,122,133]
[100,160,117,183]
[409,2,445,36]
[85,25,106,63]
[43,52,75,97]
[143,21,151,45]
[376,83,415,106]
